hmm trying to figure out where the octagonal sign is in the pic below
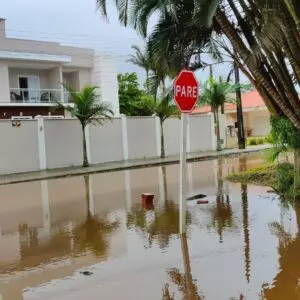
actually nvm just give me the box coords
[174,70,199,113]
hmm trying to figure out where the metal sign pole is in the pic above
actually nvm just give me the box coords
[179,113,188,234]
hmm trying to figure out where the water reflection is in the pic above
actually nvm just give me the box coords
[162,233,202,300]
[262,202,300,299]
[72,176,120,257]
[2,153,299,300]
[207,158,235,243]
[127,166,192,249]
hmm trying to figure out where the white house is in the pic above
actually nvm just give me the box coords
[0,18,119,119]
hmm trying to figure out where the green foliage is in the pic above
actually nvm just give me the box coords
[270,116,297,148]
[59,84,113,127]
[247,137,267,146]
[201,77,233,111]
[118,72,153,116]
[227,162,294,200]
[266,116,298,162]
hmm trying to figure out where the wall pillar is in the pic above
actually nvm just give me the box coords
[155,116,161,157]
[121,115,129,160]
[37,118,47,170]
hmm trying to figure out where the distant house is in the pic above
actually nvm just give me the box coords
[192,90,271,137]
[0,18,119,119]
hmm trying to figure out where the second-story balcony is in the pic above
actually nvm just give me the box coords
[10,88,72,104]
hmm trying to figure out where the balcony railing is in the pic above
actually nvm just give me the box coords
[10,88,72,104]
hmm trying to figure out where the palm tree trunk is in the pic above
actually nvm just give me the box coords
[294,132,300,198]
[283,0,300,30]
[234,62,246,149]
[215,110,222,151]
[215,9,300,131]
[146,69,150,94]
[160,119,165,158]
[81,123,89,167]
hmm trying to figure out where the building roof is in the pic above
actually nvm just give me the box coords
[192,90,266,114]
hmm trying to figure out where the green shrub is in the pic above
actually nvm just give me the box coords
[247,138,258,145]
[265,134,274,144]
[257,138,264,145]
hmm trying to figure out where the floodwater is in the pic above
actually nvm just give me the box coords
[0,153,299,300]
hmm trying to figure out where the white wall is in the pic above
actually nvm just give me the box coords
[0,62,10,102]
[44,119,82,169]
[163,118,181,156]
[9,68,49,90]
[47,66,62,90]
[127,117,157,159]
[92,53,119,115]
[0,115,218,175]
[189,115,215,152]
[89,118,123,164]
[248,110,271,136]
[0,120,40,174]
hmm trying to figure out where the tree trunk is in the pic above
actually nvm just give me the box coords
[82,124,89,167]
[234,62,246,149]
[146,69,150,94]
[294,131,300,198]
[215,9,300,131]
[160,119,165,158]
[215,109,222,151]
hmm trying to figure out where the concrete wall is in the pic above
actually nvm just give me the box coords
[0,62,10,102]
[9,68,48,89]
[189,115,215,152]
[92,54,119,115]
[127,117,157,160]
[0,115,218,175]
[0,120,40,174]
[78,68,92,89]
[63,72,80,91]
[163,118,181,156]
[89,118,123,164]
[47,66,62,90]
[248,110,271,136]
[44,119,82,169]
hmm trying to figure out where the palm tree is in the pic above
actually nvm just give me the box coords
[201,77,234,151]
[58,85,113,167]
[127,45,151,93]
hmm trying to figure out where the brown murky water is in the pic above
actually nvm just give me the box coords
[0,153,298,300]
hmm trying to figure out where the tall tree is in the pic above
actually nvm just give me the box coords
[58,85,113,167]
[127,45,151,93]
[201,77,234,151]
[96,0,300,194]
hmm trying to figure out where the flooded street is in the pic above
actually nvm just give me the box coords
[0,153,299,300]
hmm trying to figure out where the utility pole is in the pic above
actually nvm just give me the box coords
[234,61,246,149]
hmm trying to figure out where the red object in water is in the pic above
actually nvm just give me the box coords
[197,200,209,205]
[141,193,155,208]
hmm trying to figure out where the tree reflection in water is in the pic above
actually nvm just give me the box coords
[72,175,120,257]
[262,201,300,299]
[162,233,203,300]
[127,166,192,249]
[207,157,235,243]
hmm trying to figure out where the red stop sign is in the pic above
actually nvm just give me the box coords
[174,70,199,113]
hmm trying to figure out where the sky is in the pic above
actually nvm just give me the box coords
[1,0,249,87]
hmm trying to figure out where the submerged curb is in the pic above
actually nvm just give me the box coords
[0,146,270,186]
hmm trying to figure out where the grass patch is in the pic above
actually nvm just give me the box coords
[226,164,277,187]
[227,162,295,201]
